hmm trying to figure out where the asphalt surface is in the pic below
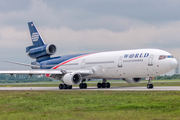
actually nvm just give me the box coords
[0,86,180,91]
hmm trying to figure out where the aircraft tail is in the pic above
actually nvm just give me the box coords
[26,22,56,61]
[28,22,45,47]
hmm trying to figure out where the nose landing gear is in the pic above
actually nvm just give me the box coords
[147,77,153,89]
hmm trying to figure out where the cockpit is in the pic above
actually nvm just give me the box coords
[158,55,174,60]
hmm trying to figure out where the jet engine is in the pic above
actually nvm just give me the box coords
[62,73,82,85]
[123,78,142,83]
[27,44,56,59]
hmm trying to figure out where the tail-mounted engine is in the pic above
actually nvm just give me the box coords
[61,73,82,85]
[123,78,142,83]
[26,44,56,61]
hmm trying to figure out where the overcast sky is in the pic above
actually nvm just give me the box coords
[0,0,180,74]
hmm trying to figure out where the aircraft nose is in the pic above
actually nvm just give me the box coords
[169,58,178,69]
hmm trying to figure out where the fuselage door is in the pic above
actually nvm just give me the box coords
[148,54,154,66]
[118,56,123,67]
[81,59,86,68]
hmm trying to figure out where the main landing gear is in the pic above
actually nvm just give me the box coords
[147,77,153,89]
[59,84,72,89]
[79,83,87,89]
[97,79,111,88]
[79,79,87,89]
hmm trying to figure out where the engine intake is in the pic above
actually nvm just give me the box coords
[62,73,82,85]
[123,78,142,83]
[27,44,56,59]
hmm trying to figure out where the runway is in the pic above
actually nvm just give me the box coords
[0,86,180,91]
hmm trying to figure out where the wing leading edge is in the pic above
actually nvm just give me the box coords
[0,69,94,77]
[0,70,62,75]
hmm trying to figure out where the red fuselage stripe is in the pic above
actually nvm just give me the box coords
[45,54,93,77]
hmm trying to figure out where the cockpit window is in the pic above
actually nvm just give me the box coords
[159,55,174,60]
[167,55,174,58]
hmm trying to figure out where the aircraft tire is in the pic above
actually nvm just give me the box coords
[102,83,106,88]
[147,84,153,89]
[150,84,153,88]
[106,82,110,88]
[59,84,63,89]
[83,83,87,89]
[97,83,102,88]
[63,84,68,89]
[79,83,83,89]
[68,85,72,89]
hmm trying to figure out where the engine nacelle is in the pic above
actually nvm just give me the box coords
[62,73,82,85]
[27,44,56,59]
[123,78,142,83]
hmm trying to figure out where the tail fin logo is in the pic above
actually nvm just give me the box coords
[31,32,39,41]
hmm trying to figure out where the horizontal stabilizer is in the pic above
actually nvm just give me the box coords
[4,60,40,68]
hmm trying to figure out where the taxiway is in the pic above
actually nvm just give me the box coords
[0,86,180,91]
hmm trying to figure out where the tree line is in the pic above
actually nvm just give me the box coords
[0,74,180,83]
[0,74,52,83]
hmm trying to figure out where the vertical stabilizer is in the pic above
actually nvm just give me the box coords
[28,22,45,47]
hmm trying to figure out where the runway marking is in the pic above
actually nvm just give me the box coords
[0,86,180,91]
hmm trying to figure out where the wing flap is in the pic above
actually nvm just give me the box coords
[67,69,94,75]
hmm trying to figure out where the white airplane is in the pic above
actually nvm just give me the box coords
[0,22,178,89]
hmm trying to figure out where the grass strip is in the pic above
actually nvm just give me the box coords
[0,91,180,120]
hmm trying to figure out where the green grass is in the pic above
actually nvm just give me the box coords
[1,91,180,120]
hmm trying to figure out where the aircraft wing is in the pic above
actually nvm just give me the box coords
[66,69,94,75]
[0,69,62,75]
[1,60,94,77]
[0,69,94,76]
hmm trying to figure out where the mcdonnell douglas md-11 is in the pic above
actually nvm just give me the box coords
[0,22,178,89]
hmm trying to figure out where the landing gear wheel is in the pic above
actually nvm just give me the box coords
[97,83,102,88]
[79,83,83,89]
[147,84,153,89]
[97,82,111,88]
[63,84,68,89]
[79,83,87,89]
[59,84,72,90]
[83,83,87,89]
[150,84,153,88]
[147,77,153,89]
[68,85,72,89]
[106,82,110,88]
[102,83,106,88]
[59,84,63,89]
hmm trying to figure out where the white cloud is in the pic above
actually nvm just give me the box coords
[0,27,30,48]
[39,21,180,51]
[0,0,180,71]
